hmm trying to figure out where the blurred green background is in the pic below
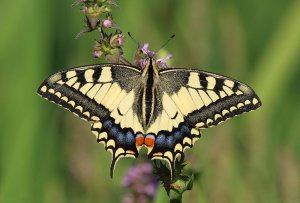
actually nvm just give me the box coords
[1,0,300,203]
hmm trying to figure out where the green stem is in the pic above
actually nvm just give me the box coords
[169,191,182,203]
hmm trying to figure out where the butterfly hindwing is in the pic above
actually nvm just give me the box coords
[37,64,144,177]
[146,68,261,174]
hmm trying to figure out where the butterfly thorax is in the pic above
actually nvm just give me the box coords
[141,58,160,129]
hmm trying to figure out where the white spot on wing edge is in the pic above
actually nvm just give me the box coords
[164,151,173,161]
[253,98,259,105]
[206,118,213,125]
[92,122,102,129]
[61,96,68,102]
[236,90,243,95]
[245,100,251,105]
[55,92,62,98]
[191,128,200,136]
[174,143,183,152]
[106,139,115,148]
[56,80,64,85]
[48,89,55,94]
[230,106,237,112]
[40,85,47,92]
[115,148,125,157]
[196,122,205,128]
[83,111,90,118]
[222,109,230,116]
[183,137,192,145]
[98,132,108,139]
[75,105,83,112]
[91,116,100,121]
[192,137,199,145]
[68,100,75,107]
[214,114,222,120]
[237,103,244,108]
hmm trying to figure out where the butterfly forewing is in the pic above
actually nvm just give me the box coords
[37,64,144,177]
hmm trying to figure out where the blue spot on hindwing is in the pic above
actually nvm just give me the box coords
[116,132,125,143]
[103,120,113,129]
[180,124,190,134]
[166,136,174,148]
[156,133,166,147]
[125,131,135,144]
[174,130,182,141]
[110,127,118,137]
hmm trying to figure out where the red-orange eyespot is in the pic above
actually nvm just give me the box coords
[145,134,155,148]
[135,134,145,147]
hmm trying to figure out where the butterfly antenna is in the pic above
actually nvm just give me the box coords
[158,34,175,51]
[127,32,140,47]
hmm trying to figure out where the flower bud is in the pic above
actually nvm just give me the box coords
[110,33,125,47]
[103,19,112,28]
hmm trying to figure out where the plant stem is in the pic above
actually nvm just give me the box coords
[170,193,182,203]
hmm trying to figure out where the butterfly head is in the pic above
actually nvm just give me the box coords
[141,56,160,78]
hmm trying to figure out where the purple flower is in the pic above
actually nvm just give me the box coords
[141,43,156,58]
[117,34,125,45]
[122,162,159,203]
[103,19,112,28]
[135,43,173,69]
[140,162,153,173]
[122,193,134,203]
[141,43,150,55]
[109,33,125,48]
[156,54,172,69]
[93,51,100,58]
[145,183,157,197]
[139,59,147,69]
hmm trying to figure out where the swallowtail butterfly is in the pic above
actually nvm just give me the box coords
[38,58,261,177]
